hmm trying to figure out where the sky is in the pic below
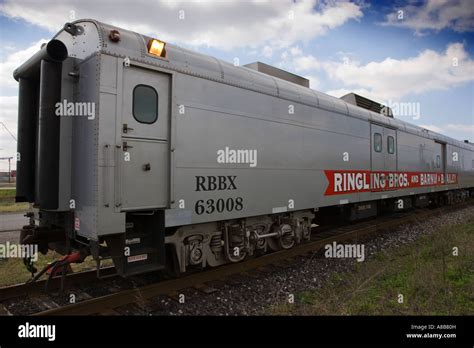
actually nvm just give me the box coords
[0,0,473,171]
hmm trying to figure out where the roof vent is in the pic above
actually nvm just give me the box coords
[340,93,393,117]
[244,61,310,88]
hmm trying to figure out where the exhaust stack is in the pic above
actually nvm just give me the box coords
[14,40,68,207]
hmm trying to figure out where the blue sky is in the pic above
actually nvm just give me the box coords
[0,16,50,60]
[0,0,473,170]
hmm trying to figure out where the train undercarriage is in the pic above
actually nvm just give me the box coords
[18,188,472,283]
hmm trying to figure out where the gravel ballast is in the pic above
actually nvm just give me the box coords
[143,205,474,316]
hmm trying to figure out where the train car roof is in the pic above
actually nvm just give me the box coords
[52,19,473,151]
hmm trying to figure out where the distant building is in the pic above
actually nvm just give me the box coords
[0,171,15,183]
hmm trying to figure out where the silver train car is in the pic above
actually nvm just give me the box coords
[14,19,474,277]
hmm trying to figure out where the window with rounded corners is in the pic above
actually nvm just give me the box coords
[374,133,382,152]
[387,136,395,154]
[133,85,158,124]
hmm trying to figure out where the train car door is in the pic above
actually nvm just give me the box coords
[119,66,170,210]
[434,141,446,174]
[371,124,397,172]
[384,127,397,171]
[370,124,385,171]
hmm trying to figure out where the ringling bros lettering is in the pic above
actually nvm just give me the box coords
[324,170,458,195]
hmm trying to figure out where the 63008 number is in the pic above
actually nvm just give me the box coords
[195,197,243,215]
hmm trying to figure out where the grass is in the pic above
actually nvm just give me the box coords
[270,217,474,315]
[0,189,16,198]
[0,187,109,286]
[0,202,30,213]
[0,188,29,213]
[0,252,102,287]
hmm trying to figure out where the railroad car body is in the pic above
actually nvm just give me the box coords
[14,20,474,276]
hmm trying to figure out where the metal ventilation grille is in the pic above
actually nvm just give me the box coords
[340,93,393,117]
[356,94,382,113]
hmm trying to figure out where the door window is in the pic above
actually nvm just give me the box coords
[387,136,395,154]
[133,85,158,124]
[374,133,382,152]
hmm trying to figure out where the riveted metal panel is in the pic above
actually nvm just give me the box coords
[35,19,473,235]
[71,54,100,239]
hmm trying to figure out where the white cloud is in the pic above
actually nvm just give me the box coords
[0,39,48,93]
[0,40,49,171]
[290,46,303,56]
[420,124,474,141]
[0,0,363,50]
[294,42,474,101]
[294,54,321,72]
[261,45,273,58]
[305,75,321,89]
[326,42,473,100]
[382,0,474,34]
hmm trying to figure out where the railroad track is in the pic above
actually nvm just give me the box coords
[0,201,472,316]
[0,267,117,303]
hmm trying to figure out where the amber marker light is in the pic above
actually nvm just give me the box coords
[147,39,167,58]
